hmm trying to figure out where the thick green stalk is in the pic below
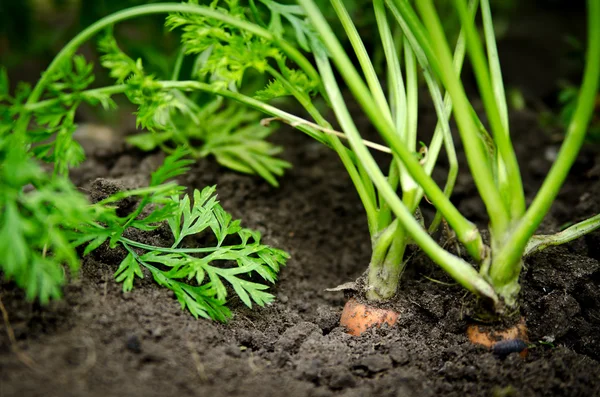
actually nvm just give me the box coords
[322,0,410,297]
[367,220,408,301]
[373,0,416,237]
[307,22,498,304]
[299,0,485,260]
[386,0,479,234]
[330,0,392,123]
[367,187,418,300]
[369,220,400,270]
[420,71,459,232]
[376,158,401,230]
[386,0,443,77]
[455,0,525,219]
[479,0,510,211]
[374,0,406,137]
[404,44,418,155]
[367,219,400,299]
[479,0,508,131]
[414,0,510,236]
[401,43,419,198]
[489,0,600,305]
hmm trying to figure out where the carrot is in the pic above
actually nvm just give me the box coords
[340,298,399,336]
[467,317,528,357]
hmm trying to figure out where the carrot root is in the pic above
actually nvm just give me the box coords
[340,298,399,336]
[467,317,528,357]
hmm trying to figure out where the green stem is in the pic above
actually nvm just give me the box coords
[366,187,417,301]
[400,42,419,197]
[385,0,443,77]
[388,0,477,234]
[171,45,187,81]
[120,237,246,254]
[524,214,600,256]
[404,43,418,155]
[299,0,484,259]
[369,220,399,272]
[373,0,417,235]
[366,220,408,301]
[414,0,510,236]
[381,228,408,284]
[388,0,484,257]
[374,0,406,139]
[308,23,498,305]
[455,0,525,219]
[490,0,600,304]
[376,158,400,229]
[331,0,392,122]
[24,85,128,111]
[14,3,320,139]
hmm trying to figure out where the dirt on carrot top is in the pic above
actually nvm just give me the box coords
[0,99,599,397]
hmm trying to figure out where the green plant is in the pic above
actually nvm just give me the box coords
[297,0,599,313]
[0,114,288,320]
[150,0,598,316]
[0,133,96,304]
[78,150,288,321]
[0,3,291,320]
[2,0,599,323]
[125,96,290,186]
[97,31,291,186]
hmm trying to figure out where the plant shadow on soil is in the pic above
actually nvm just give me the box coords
[2,7,600,397]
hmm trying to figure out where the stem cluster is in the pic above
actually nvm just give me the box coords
[14,0,600,315]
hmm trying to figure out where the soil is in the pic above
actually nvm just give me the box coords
[1,101,600,396]
[2,5,600,397]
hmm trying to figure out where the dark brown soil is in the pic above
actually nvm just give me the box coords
[2,2,600,394]
[1,99,600,397]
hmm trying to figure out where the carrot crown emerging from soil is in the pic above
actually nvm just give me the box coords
[1,0,600,321]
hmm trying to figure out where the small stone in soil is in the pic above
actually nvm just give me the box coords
[126,335,142,353]
[439,361,461,380]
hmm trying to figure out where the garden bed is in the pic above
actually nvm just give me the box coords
[2,1,600,395]
[1,101,599,396]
